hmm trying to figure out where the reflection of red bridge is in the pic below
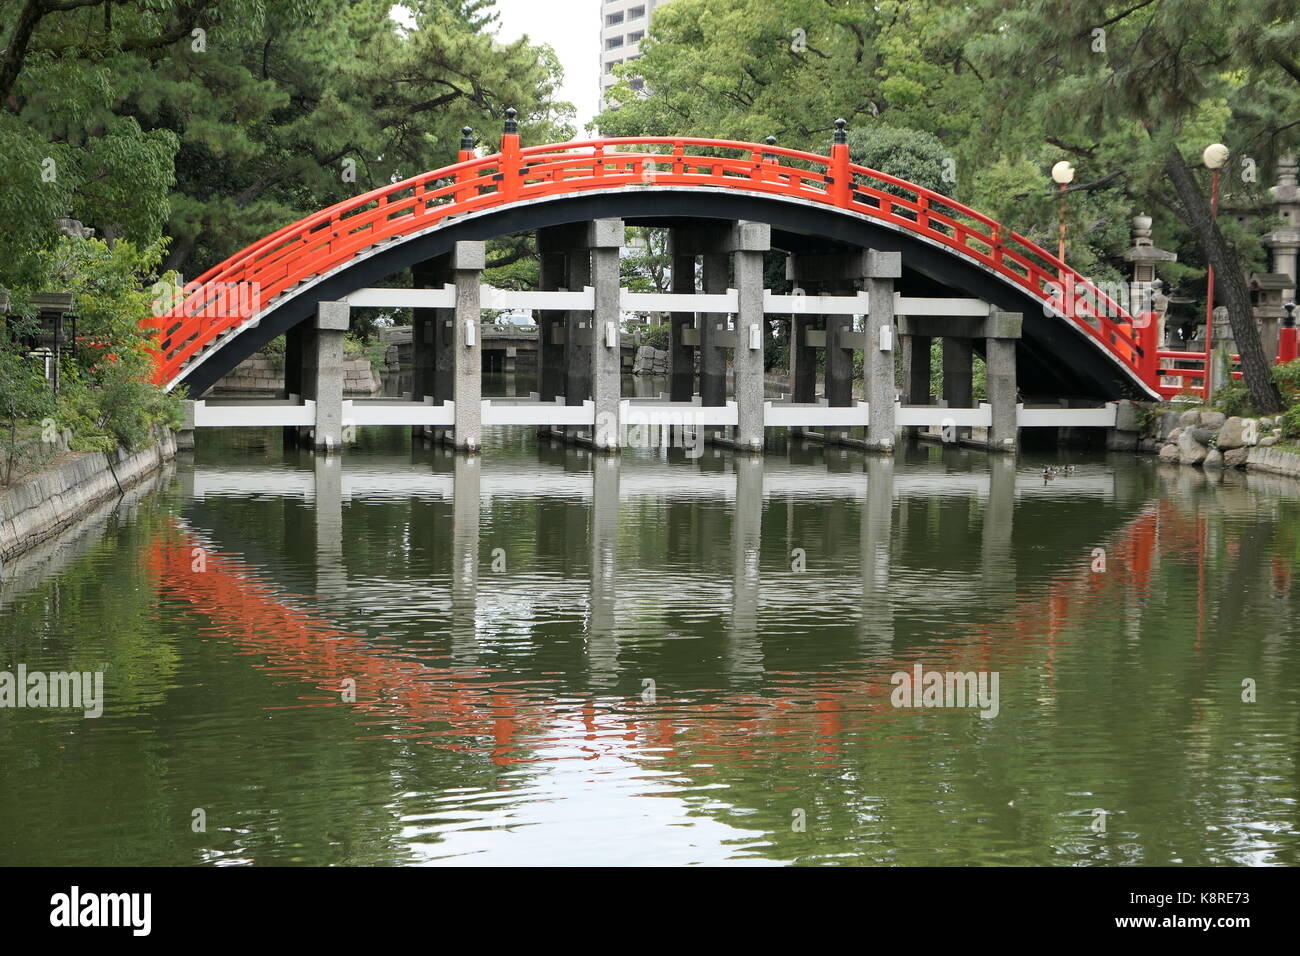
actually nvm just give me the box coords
[147,501,1260,769]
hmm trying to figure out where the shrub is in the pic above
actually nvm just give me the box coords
[1210,379,1256,418]
[639,323,670,350]
[1271,359,1300,408]
[1281,404,1300,440]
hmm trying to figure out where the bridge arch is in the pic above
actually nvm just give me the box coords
[147,132,1160,402]
[165,187,1151,401]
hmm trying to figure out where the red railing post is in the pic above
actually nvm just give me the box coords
[758,135,778,184]
[1137,312,1160,385]
[829,118,851,207]
[499,108,521,201]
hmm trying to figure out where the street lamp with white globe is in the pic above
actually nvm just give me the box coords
[1202,143,1229,400]
[1051,161,1075,272]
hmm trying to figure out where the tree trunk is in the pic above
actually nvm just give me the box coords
[1164,147,1282,414]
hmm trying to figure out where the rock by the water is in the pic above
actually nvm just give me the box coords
[1177,429,1208,465]
[1217,417,1245,450]
[1200,410,1226,428]
[1204,447,1224,469]
[1223,447,1249,468]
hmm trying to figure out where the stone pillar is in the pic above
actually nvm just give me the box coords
[590,218,624,452]
[448,241,484,451]
[901,332,931,439]
[668,240,697,403]
[303,301,348,451]
[283,322,305,447]
[700,250,729,410]
[732,222,770,453]
[410,259,442,405]
[564,245,593,408]
[942,336,973,441]
[864,250,900,452]
[985,311,1021,453]
[177,400,196,452]
[536,228,568,403]
[789,308,820,404]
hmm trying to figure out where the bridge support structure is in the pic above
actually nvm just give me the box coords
[410,241,485,452]
[297,300,349,451]
[897,310,1022,453]
[783,249,899,452]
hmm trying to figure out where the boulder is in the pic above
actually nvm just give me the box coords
[1189,427,1216,444]
[1223,447,1250,468]
[1158,443,1180,462]
[1178,409,1200,427]
[1217,417,1245,450]
[1260,417,1275,430]
[1200,410,1226,428]
[1177,429,1208,465]
[1204,447,1224,469]
[1167,427,1184,443]
[1158,410,1181,440]
[1261,436,1278,446]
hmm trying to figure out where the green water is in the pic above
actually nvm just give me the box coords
[2,426,1298,866]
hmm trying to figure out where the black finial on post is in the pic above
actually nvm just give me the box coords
[834,118,847,145]
[1285,301,1296,329]
[504,107,518,135]
[460,127,475,151]
[766,135,777,146]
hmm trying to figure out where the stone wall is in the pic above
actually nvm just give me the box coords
[0,429,176,561]
[1142,406,1288,470]
[212,352,381,395]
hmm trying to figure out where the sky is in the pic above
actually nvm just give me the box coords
[492,0,602,134]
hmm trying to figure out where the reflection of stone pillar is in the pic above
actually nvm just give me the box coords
[314,453,346,600]
[450,452,480,660]
[729,456,764,675]
[588,456,620,686]
[981,455,1015,593]
[862,455,894,648]
[901,333,930,439]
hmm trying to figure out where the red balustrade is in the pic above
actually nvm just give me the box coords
[142,134,1152,393]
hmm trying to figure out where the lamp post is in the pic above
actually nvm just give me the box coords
[1202,142,1229,401]
[1051,161,1075,274]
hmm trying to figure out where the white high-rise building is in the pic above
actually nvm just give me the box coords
[599,0,671,108]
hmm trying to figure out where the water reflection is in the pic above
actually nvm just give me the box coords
[2,431,1299,865]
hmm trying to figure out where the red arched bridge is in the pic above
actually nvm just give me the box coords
[145,115,1190,453]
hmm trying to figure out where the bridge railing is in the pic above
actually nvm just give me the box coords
[144,122,1149,392]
